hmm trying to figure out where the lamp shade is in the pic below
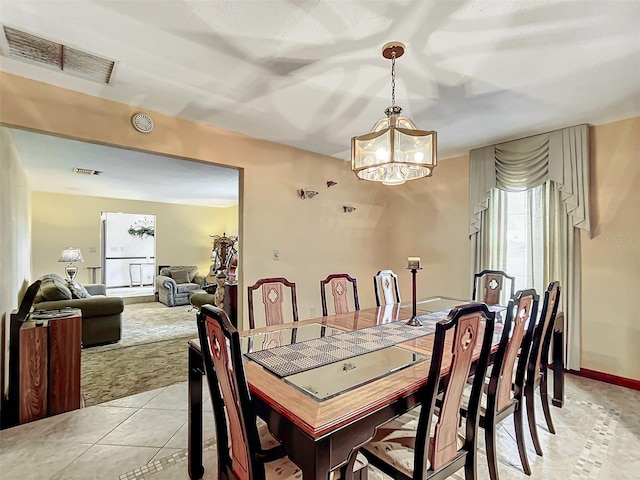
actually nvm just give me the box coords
[352,112,437,185]
[58,248,84,263]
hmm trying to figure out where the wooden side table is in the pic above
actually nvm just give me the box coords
[19,309,82,424]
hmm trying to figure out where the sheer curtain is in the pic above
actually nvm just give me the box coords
[469,125,590,371]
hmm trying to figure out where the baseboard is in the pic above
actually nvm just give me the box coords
[124,295,157,305]
[570,368,640,391]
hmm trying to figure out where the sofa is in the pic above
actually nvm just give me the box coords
[156,265,206,307]
[33,273,124,347]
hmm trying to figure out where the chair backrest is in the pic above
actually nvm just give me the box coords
[487,289,539,413]
[527,281,561,384]
[373,270,401,307]
[197,305,263,480]
[414,303,496,474]
[472,270,515,306]
[159,265,199,283]
[247,277,299,329]
[320,273,360,316]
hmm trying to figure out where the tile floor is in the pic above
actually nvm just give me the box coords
[0,375,638,480]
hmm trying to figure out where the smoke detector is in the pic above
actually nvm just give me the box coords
[131,112,154,133]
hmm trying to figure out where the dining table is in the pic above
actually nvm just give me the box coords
[186,296,564,480]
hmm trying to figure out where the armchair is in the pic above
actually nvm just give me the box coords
[156,266,206,307]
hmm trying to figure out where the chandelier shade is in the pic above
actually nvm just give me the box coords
[351,42,437,185]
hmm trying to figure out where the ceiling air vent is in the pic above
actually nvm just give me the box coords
[73,167,102,176]
[3,26,115,84]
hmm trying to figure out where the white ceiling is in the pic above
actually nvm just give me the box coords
[9,129,239,207]
[1,0,640,199]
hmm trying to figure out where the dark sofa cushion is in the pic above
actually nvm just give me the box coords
[36,274,72,302]
[171,268,191,284]
[69,281,91,299]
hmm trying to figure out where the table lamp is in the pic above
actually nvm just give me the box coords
[59,247,84,282]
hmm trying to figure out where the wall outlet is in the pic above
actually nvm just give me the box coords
[273,250,280,261]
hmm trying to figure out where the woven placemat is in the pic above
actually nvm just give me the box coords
[246,314,442,378]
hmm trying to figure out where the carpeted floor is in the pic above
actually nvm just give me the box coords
[81,301,198,406]
[90,301,198,351]
[81,336,191,406]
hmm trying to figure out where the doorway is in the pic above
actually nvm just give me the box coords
[101,212,156,297]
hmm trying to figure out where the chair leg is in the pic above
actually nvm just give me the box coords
[539,374,556,434]
[464,446,478,480]
[514,407,531,475]
[356,463,368,480]
[485,423,499,480]
[526,389,543,456]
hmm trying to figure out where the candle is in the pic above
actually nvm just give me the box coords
[408,256,421,269]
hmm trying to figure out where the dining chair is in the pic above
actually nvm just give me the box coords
[320,273,360,316]
[361,303,496,480]
[373,269,401,307]
[524,281,561,457]
[472,270,515,306]
[460,289,539,480]
[196,305,369,480]
[247,277,299,329]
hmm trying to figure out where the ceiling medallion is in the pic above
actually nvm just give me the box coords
[351,42,437,185]
[131,112,154,133]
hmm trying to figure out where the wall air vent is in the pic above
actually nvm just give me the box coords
[73,167,102,176]
[2,26,115,84]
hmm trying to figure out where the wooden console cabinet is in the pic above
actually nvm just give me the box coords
[223,283,238,328]
[17,309,82,424]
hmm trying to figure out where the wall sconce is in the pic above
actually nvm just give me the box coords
[298,189,319,199]
[343,206,357,213]
[326,181,337,188]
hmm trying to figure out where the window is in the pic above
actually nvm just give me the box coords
[501,184,546,296]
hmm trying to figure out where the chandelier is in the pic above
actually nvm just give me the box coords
[351,42,437,185]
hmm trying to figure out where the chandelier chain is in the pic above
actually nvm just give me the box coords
[390,52,396,107]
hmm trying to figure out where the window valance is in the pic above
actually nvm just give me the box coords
[469,124,590,236]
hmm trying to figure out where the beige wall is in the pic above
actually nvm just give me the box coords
[384,118,640,381]
[0,73,388,329]
[581,117,640,380]
[2,72,638,381]
[385,155,472,301]
[0,127,32,401]
[30,192,238,282]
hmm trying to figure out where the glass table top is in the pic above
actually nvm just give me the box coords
[240,323,343,354]
[241,322,429,401]
[283,345,428,401]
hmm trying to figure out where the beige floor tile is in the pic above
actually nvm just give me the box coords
[2,405,137,446]
[0,439,92,479]
[1,373,637,480]
[99,386,167,408]
[164,417,216,449]
[151,447,185,462]
[50,444,160,480]
[144,383,189,411]
[0,412,69,446]
[141,447,218,480]
[97,408,186,448]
